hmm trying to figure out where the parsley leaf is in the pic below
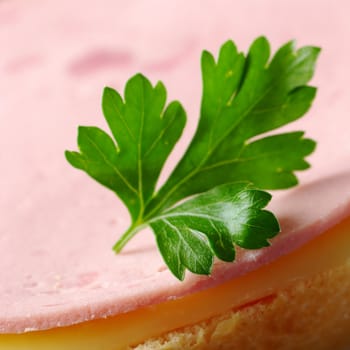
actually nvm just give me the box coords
[66,75,186,222]
[146,37,318,215]
[66,37,319,280]
[151,183,279,280]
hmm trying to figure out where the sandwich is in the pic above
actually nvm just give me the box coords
[1,0,349,349]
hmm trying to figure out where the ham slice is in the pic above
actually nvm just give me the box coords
[1,0,349,333]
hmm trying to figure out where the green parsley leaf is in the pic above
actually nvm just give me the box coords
[66,74,186,222]
[145,37,319,215]
[66,37,319,280]
[151,183,279,280]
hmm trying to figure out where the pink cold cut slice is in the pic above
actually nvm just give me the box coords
[0,0,350,334]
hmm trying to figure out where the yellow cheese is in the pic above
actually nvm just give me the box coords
[1,217,350,350]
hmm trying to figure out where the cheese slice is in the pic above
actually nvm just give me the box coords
[2,216,349,350]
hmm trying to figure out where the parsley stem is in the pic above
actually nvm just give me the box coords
[113,225,140,253]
